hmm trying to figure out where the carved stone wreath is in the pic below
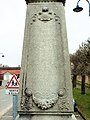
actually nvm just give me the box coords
[32,92,58,109]
[30,7,61,25]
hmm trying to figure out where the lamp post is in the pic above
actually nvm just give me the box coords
[0,53,4,67]
[73,0,90,16]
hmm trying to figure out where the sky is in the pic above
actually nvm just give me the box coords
[0,0,90,67]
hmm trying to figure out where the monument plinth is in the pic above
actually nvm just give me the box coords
[18,0,75,119]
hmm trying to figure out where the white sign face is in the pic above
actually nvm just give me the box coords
[6,89,19,95]
[6,74,20,89]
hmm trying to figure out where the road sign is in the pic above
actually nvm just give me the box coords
[6,74,20,95]
[6,74,20,89]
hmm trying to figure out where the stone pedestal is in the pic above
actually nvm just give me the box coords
[17,114,75,120]
[17,1,76,120]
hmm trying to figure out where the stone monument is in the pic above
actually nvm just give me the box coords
[18,0,75,119]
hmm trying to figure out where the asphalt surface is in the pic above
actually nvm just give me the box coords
[0,89,12,119]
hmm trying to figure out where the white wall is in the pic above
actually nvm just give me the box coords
[2,72,13,87]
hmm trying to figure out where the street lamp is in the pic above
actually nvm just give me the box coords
[73,0,90,16]
[0,53,4,67]
[0,53,4,57]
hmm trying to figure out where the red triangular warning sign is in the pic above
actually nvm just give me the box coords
[6,74,20,89]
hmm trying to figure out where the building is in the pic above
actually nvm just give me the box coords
[0,67,20,87]
[77,75,90,86]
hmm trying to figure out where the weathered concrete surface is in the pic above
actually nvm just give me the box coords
[0,109,84,120]
[18,1,74,120]
[17,115,75,120]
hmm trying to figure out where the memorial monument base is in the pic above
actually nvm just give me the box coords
[17,114,77,120]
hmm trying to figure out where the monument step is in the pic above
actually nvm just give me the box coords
[0,116,13,120]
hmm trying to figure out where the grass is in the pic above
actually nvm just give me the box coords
[73,88,90,120]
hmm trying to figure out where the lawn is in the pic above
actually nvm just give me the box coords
[73,88,90,120]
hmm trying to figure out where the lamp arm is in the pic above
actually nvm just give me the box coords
[77,0,90,6]
[86,0,90,4]
[77,0,81,6]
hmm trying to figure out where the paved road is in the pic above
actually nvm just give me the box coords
[0,89,12,119]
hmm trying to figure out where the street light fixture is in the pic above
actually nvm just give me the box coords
[73,0,90,16]
[0,53,4,57]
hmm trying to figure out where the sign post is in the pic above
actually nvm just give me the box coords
[13,95,18,120]
[6,74,20,120]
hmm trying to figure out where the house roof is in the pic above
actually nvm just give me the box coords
[0,67,20,70]
[0,67,20,75]
[0,70,20,75]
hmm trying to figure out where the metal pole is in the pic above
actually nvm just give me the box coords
[86,0,90,16]
[13,95,18,120]
[89,3,90,16]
